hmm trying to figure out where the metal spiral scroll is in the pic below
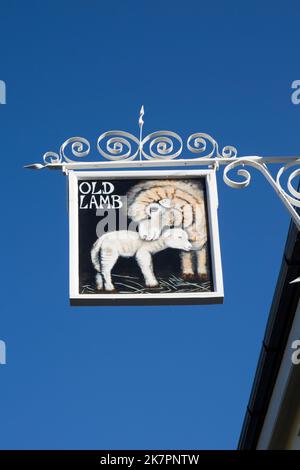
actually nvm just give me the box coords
[141,131,183,160]
[187,133,237,159]
[223,158,300,209]
[223,158,258,189]
[43,137,90,164]
[276,160,300,207]
[97,131,140,161]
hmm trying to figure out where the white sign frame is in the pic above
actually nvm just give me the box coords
[68,169,224,305]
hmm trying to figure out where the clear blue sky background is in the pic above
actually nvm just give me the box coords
[0,0,299,450]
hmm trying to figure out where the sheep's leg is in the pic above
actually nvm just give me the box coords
[196,246,208,281]
[181,251,195,280]
[101,250,118,291]
[95,273,103,290]
[136,249,158,287]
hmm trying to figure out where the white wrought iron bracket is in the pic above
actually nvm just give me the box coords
[25,107,300,230]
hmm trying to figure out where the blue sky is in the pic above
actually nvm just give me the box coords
[0,0,299,449]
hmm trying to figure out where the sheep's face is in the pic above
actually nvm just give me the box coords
[163,229,192,251]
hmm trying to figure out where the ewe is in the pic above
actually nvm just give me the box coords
[127,179,208,281]
[91,228,192,292]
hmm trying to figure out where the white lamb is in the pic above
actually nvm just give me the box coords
[91,228,192,292]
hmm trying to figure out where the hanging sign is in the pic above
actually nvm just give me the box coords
[68,169,223,305]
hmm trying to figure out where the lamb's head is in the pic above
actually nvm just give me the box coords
[162,228,192,251]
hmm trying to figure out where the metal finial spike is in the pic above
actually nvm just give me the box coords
[139,105,144,128]
[138,105,145,160]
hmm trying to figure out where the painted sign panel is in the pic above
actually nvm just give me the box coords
[69,170,223,305]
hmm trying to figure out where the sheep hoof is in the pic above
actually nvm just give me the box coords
[95,287,117,293]
[182,273,196,281]
[198,273,208,282]
[146,286,161,292]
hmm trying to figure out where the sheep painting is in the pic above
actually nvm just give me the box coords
[77,175,214,298]
[127,179,209,281]
[91,228,192,291]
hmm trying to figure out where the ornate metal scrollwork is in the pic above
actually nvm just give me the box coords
[223,157,300,230]
[43,137,90,164]
[223,158,260,189]
[223,157,300,206]
[24,106,300,231]
[97,131,140,161]
[187,132,237,159]
[38,107,237,164]
[41,130,236,163]
[276,161,300,208]
[141,131,183,160]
